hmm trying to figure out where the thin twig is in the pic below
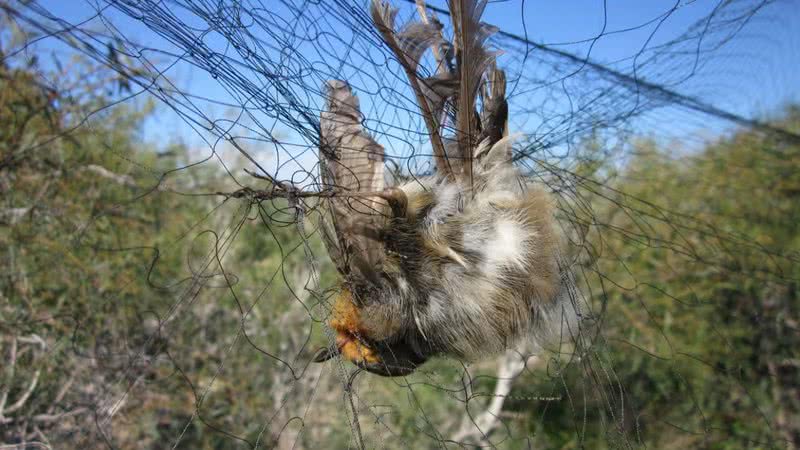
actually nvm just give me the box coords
[5,370,41,415]
[217,170,399,206]
[0,337,18,417]
[0,406,88,425]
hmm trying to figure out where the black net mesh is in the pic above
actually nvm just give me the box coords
[1,0,799,448]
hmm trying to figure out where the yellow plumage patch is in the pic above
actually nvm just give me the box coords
[330,289,381,365]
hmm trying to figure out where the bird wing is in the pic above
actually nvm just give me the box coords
[319,80,388,284]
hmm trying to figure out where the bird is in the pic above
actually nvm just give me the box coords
[312,0,576,376]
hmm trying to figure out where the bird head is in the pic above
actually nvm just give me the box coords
[312,287,429,377]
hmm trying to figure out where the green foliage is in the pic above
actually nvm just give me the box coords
[1,36,349,447]
[525,109,800,449]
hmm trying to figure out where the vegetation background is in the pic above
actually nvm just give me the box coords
[1,2,798,449]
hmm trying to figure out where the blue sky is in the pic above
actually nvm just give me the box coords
[28,0,800,177]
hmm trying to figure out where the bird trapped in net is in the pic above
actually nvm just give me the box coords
[313,0,578,376]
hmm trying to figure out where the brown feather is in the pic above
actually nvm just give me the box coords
[319,80,388,283]
[449,0,498,185]
[478,63,508,148]
[370,0,451,176]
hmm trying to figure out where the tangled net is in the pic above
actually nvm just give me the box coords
[1,0,799,448]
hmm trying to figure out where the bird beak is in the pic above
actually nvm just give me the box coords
[358,356,422,377]
[312,346,338,363]
[311,339,429,377]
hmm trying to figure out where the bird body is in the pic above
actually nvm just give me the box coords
[379,143,563,358]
